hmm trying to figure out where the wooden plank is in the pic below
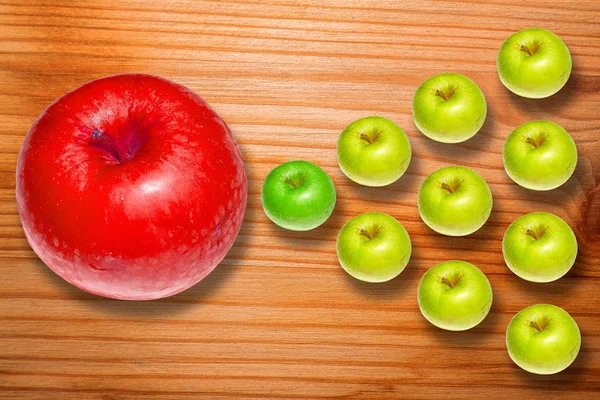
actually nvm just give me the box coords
[0,0,598,398]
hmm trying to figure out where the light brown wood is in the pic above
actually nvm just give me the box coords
[1,0,599,398]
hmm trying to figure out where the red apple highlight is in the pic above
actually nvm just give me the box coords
[16,74,247,300]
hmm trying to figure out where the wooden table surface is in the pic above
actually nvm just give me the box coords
[1,1,599,398]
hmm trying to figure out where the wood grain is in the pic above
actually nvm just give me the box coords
[1,0,599,398]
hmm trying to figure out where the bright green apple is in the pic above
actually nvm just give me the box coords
[418,260,493,331]
[503,120,577,191]
[418,165,493,236]
[497,28,572,98]
[412,73,487,143]
[502,212,577,283]
[261,160,336,231]
[336,212,411,283]
[506,304,581,374]
[337,116,412,187]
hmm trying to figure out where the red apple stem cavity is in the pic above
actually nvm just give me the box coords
[87,118,154,164]
[89,129,129,164]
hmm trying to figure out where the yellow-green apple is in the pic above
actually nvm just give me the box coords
[418,166,493,236]
[497,28,571,98]
[502,212,577,283]
[506,304,581,374]
[337,116,411,187]
[412,73,487,143]
[336,212,411,283]
[503,120,577,191]
[418,260,493,331]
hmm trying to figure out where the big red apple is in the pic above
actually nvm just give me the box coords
[16,74,247,300]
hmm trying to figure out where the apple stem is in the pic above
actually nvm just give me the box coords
[87,119,153,164]
[520,44,534,56]
[529,319,550,332]
[284,176,303,189]
[441,276,458,288]
[88,129,129,164]
[525,227,546,241]
[440,181,461,194]
[360,133,372,144]
[520,41,542,56]
[360,228,378,241]
[525,135,545,148]
[359,130,379,144]
[529,321,542,331]
[435,89,450,101]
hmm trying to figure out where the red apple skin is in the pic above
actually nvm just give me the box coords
[16,74,247,300]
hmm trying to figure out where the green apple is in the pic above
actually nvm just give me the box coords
[503,120,577,191]
[412,73,487,143]
[497,28,572,98]
[506,304,581,375]
[418,165,493,236]
[418,260,493,331]
[337,116,412,187]
[261,160,336,231]
[502,212,577,283]
[336,212,411,283]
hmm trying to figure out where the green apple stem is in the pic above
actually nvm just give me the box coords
[359,227,379,241]
[360,133,373,144]
[359,130,380,144]
[440,180,461,194]
[435,89,454,101]
[524,135,546,148]
[435,90,447,100]
[440,182,453,193]
[529,319,550,332]
[520,42,541,56]
[441,275,461,288]
[520,45,534,56]
[525,227,546,241]
[284,176,303,189]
